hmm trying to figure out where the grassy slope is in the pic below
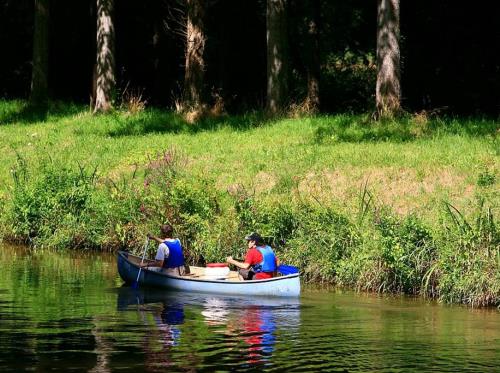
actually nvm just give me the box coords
[1,100,499,306]
[0,100,498,224]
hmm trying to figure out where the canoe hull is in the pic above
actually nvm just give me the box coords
[117,251,300,297]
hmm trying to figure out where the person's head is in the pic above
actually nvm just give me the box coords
[245,232,264,247]
[160,224,174,237]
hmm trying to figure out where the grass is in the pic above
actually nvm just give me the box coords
[0,99,498,306]
[0,100,497,223]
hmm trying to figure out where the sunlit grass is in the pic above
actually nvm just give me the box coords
[1,100,498,224]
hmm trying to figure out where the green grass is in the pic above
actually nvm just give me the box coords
[1,100,497,222]
[0,100,498,306]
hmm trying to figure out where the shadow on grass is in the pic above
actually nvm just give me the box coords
[0,99,273,135]
[106,110,272,137]
[313,115,499,144]
[0,100,85,125]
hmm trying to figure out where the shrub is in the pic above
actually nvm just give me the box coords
[371,211,437,294]
[279,205,360,282]
[336,210,437,295]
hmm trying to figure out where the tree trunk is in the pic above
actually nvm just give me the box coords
[30,0,49,106]
[266,0,288,114]
[305,0,320,112]
[94,0,115,113]
[184,0,206,110]
[376,0,401,117]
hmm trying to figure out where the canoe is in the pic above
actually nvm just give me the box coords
[117,250,300,297]
[116,286,302,311]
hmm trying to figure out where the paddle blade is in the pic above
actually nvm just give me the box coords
[132,268,143,289]
[278,264,299,275]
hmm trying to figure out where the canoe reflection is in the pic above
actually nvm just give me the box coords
[117,287,300,366]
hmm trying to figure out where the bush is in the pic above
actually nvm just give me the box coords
[278,205,360,282]
[336,210,437,296]
[372,211,437,294]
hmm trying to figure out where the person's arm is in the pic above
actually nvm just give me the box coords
[141,242,168,267]
[147,233,163,244]
[226,256,251,270]
[143,234,165,267]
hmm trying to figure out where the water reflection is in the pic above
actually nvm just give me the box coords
[2,246,499,372]
[117,287,301,368]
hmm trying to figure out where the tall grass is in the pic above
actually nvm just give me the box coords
[435,202,499,306]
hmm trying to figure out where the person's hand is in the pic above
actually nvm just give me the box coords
[147,233,154,239]
[226,256,233,264]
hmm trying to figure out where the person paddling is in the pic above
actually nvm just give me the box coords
[226,232,278,280]
[145,224,186,276]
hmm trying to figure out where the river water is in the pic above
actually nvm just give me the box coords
[0,245,499,372]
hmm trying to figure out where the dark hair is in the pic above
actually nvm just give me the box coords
[245,232,264,246]
[160,224,173,236]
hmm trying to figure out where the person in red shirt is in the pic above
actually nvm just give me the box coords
[226,232,279,280]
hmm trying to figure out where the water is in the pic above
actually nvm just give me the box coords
[0,245,499,372]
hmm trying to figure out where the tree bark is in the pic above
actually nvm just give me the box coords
[376,0,401,117]
[305,0,320,112]
[266,0,288,114]
[30,0,49,106]
[94,0,115,113]
[184,0,206,110]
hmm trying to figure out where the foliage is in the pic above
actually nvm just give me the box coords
[336,210,437,297]
[0,101,499,306]
[435,202,500,307]
[7,156,98,248]
[477,169,496,187]
[371,211,436,294]
[321,51,376,112]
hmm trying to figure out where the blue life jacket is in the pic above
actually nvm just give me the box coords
[253,245,277,273]
[162,239,185,268]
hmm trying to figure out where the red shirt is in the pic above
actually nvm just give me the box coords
[244,247,276,279]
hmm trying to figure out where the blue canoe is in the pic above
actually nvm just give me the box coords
[117,251,300,297]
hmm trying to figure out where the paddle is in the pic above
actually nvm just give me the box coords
[132,237,149,289]
[277,264,299,275]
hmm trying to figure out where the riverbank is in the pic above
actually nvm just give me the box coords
[0,100,498,306]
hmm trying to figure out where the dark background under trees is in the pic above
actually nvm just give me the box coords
[1,0,499,115]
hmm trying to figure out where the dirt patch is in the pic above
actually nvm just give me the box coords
[253,171,277,194]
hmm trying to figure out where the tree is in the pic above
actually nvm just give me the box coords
[376,0,401,117]
[305,0,320,112]
[30,0,49,106]
[266,0,288,114]
[94,0,115,113]
[184,0,206,110]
